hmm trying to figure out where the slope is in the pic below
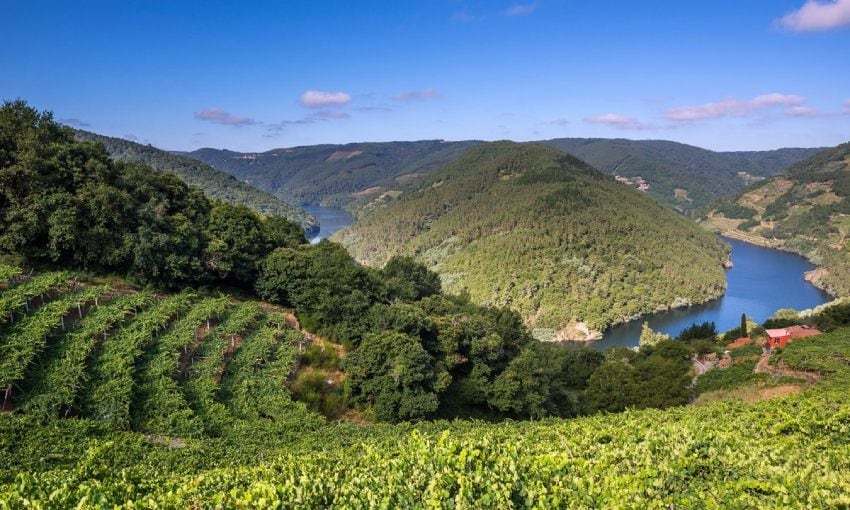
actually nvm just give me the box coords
[74,130,317,233]
[543,138,822,214]
[705,141,850,297]
[337,141,729,339]
[184,139,479,211]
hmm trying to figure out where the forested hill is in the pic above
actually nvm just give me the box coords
[337,141,729,339]
[705,141,850,297]
[543,138,822,214]
[74,130,317,233]
[183,140,479,211]
[184,138,818,217]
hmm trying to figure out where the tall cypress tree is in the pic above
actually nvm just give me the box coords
[740,313,748,338]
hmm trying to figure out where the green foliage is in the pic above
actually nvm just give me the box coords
[302,342,340,370]
[74,129,316,231]
[340,142,729,333]
[676,321,718,341]
[379,255,442,301]
[0,100,306,289]
[639,322,670,347]
[585,340,693,413]
[693,359,777,395]
[344,331,441,422]
[256,241,377,343]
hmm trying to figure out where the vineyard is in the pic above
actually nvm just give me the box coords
[0,267,310,436]
[1,266,850,507]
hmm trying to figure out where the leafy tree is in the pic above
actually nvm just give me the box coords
[379,256,442,302]
[677,321,717,341]
[639,322,670,347]
[344,331,442,422]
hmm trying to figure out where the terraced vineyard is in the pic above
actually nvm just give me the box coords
[1,269,849,508]
[0,268,308,437]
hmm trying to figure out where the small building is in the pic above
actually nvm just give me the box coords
[765,326,822,349]
[765,329,792,348]
[727,337,750,349]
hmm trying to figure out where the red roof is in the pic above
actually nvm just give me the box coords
[786,325,821,339]
[765,328,790,339]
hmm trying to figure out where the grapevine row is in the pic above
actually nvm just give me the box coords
[81,292,196,427]
[20,292,154,418]
[182,301,264,434]
[0,271,73,324]
[0,285,110,402]
[131,296,230,436]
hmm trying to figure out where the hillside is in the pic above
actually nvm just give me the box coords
[75,130,317,233]
[337,142,729,339]
[184,140,479,211]
[3,316,849,507]
[704,141,850,297]
[543,138,822,214]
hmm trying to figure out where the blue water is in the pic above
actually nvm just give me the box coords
[303,205,355,244]
[594,237,833,350]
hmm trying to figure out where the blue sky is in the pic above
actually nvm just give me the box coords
[1,0,848,151]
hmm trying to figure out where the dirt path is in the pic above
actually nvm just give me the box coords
[754,349,821,383]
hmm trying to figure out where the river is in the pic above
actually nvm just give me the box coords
[302,206,833,350]
[303,205,355,244]
[595,237,833,350]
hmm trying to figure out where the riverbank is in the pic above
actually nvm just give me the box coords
[590,237,833,350]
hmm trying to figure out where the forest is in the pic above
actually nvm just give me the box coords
[338,141,730,338]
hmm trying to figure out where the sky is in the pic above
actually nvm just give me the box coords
[1,0,849,152]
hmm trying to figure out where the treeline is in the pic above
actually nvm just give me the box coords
[74,130,318,232]
[0,100,306,289]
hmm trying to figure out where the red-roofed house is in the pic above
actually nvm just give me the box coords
[765,329,792,348]
[765,326,822,348]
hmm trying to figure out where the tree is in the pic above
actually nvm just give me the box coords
[639,322,670,347]
[344,331,442,422]
[379,256,442,302]
[740,313,748,339]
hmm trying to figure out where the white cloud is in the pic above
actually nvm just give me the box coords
[549,117,571,126]
[663,93,804,121]
[59,117,90,128]
[393,88,439,101]
[583,113,655,130]
[298,90,352,108]
[194,108,257,126]
[785,106,827,117]
[777,0,850,31]
[844,99,850,113]
[504,2,538,16]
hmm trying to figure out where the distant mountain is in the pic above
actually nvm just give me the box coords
[186,138,820,217]
[337,141,729,340]
[74,131,317,233]
[184,140,479,213]
[704,141,850,297]
[542,138,823,214]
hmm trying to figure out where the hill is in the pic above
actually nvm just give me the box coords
[3,316,849,507]
[337,141,729,339]
[542,138,823,214]
[75,130,317,233]
[183,140,479,211]
[704,141,850,297]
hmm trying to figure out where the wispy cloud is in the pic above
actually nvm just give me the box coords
[549,117,571,126]
[124,134,139,141]
[844,99,850,113]
[357,105,393,113]
[60,117,90,128]
[393,88,440,101]
[298,90,351,108]
[785,106,836,118]
[450,11,476,23]
[194,108,257,126]
[504,2,538,16]
[663,93,804,121]
[777,0,850,31]
[583,113,656,130]
[267,110,351,131]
